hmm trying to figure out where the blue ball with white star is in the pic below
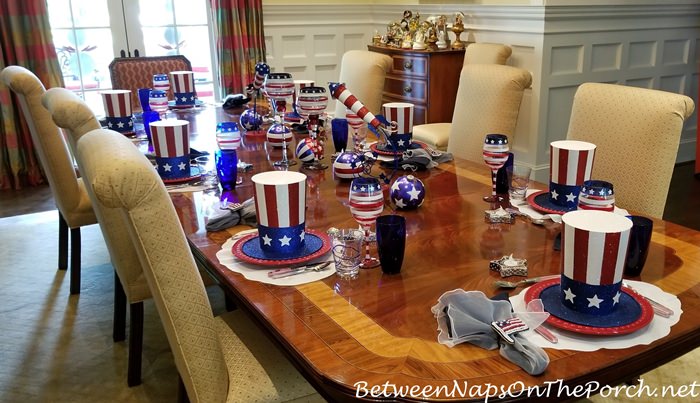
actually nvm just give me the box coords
[240,109,263,131]
[390,175,425,209]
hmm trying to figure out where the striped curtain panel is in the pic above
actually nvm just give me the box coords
[0,0,64,189]
[211,0,266,95]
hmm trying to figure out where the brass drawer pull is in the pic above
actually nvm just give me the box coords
[403,60,413,70]
[403,85,412,94]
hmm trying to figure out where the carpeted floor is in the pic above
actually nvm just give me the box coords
[1,211,698,402]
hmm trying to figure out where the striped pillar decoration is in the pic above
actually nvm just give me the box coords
[101,90,133,135]
[549,140,596,210]
[169,71,196,106]
[252,171,307,257]
[382,102,414,150]
[328,82,383,130]
[560,210,632,315]
[150,120,191,180]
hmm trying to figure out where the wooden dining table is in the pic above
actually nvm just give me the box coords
[163,104,700,402]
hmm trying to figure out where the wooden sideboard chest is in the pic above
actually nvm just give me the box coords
[368,44,465,125]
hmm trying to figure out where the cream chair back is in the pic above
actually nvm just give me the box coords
[566,83,694,218]
[78,128,229,402]
[446,64,532,163]
[333,50,392,118]
[465,43,512,65]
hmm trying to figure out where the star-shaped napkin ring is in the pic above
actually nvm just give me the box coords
[484,206,515,224]
[489,254,528,277]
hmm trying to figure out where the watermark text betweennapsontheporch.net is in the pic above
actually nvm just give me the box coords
[354,379,700,401]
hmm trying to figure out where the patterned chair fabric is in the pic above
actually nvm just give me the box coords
[413,43,514,151]
[444,64,532,163]
[333,50,392,119]
[108,55,192,110]
[1,65,97,294]
[566,83,695,218]
[41,87,148,385]
[78,128,317,402]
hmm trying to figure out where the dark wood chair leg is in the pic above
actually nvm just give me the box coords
[69,227,81,294]
[224,292,237,312]
[127,301,144,387]
[177,374,190,403]
[58,212,68,271]
[113,272,127,342]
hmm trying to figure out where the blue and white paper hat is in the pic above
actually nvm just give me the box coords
[252,171,307,257]
[101,90,133,134]
[560,210,632,315]
[170,71,196,105]
[383,102,414,150]
[150,120,190,180]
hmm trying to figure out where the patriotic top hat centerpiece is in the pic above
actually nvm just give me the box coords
[101,90,133,135]
[169,71,196,106]
[252,171,308,258]
[150,120,191,180]
[382,102,414,151]
[548,140,596,210]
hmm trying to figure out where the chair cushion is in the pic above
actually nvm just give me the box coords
[412,123,451,151]
[465,43,512,65]
[216,312,317,403]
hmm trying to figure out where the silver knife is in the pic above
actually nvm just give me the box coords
[267,261,332,279]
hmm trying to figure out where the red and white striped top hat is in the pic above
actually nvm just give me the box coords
[549,140,596,209]
[150,120,190,158]
[169,71,195,94]
[560,210,632,315]
[252,171,307,256]
[101,90,132,117]
[382,102,414,135]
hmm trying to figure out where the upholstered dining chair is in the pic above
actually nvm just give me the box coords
[1,65,97,295]
[333,50,392,119]
[566,83,695,218]
[41,87,148,386]
[413,64,531,162]
[412,43,513,151]
[78,127,319,402]
[108,55,192,110]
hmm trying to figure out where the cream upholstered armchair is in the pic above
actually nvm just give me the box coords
[77,128,318,402]
[42,87,148,386]
[333,50,392,118]
[415,64,531,162]
[412,43,513,151]
[566,83,695,218]
[1,65,97,295]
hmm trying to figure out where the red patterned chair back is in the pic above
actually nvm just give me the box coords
[108,55,192,111]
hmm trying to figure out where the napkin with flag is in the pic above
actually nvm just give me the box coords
[431,289,550,375]
[205,197,257,232]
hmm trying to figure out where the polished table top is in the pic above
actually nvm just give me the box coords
[166,104,700,402]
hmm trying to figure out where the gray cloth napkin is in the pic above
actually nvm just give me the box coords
[205,197,257,232]
[431,289,549,376]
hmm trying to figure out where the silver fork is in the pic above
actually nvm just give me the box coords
[622,281,674,318]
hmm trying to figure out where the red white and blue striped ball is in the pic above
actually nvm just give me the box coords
[295,137,316,163]
[266,122,293,147]
[332,151,364,180]
[390,175,425,209]
[240,109,263,131]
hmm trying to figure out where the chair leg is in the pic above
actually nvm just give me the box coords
[177,374,190,403]
[127,302,144,387]
[69,227,81,294]
[58,212,68,271]
[113,272,127,342]
[224,291,237,312]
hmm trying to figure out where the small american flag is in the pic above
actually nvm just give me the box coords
[491,317,529,344]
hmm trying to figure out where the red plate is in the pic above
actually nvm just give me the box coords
[161,165,202,184]
[232,229,331,267]
[369,141,427,156]
[524,278,654,336]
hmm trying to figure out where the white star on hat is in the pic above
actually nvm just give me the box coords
[279,235,291,246]
[566,192,576,202]
[262,234,272,246]
[612,292,621,305]
[299,231,305,241]
[587,294,603,308]
[108,121,113,128]
[551,189,559,200]
[397,139,405,146]
[178,162,187,171]
[180,96,187,102]
[117,122,125,128]
[163,163,172,172]
[564,287,576,303]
